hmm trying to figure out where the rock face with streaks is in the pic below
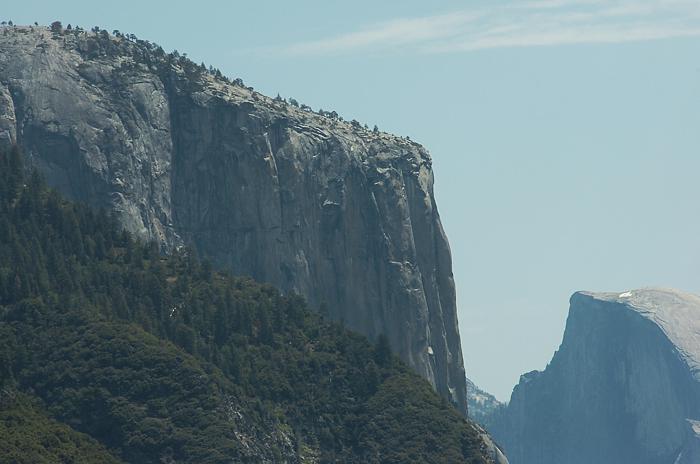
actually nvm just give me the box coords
[0,25,468,412]
[489,288,700,464]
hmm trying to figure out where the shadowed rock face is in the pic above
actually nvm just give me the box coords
[467,377,505,428]
[490,288,700,464]
[0,26,468,413]
[677,420,700,464]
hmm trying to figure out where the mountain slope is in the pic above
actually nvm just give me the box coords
[0,391,121,464]
[488,289,700,464]
[466,378,505,428]
[0,145,498,463]
[0,24,468,413]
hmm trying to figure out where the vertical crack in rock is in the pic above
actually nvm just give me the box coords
[0,26,469,414]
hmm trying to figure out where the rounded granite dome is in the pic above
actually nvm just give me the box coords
[574,288,700,381]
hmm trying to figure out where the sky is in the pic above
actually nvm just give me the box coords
[3,0,700,401]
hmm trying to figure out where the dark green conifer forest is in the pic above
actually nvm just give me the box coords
[0,145,490,463]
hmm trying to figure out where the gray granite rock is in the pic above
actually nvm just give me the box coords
[0,25,468,413]
[467,377,505,428]
[489,288,700,464]
[676,420,700,464]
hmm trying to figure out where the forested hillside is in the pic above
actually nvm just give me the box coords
[0,145,492,463]
[0,24,469,413]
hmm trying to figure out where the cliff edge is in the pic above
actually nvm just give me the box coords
[489,288,700,464]
[0,25,468,412]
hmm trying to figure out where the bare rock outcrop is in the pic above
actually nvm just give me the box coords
[490,288,700,464]
[0,25,468,413]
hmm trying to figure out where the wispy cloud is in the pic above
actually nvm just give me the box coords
[280,0,700,56]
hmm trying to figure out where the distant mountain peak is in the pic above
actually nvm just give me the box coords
[488,288,700,464]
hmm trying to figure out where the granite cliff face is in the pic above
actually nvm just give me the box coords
[0,25,468,412]
[490,288,700,464]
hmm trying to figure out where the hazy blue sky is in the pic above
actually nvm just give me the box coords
[4,1,700,400]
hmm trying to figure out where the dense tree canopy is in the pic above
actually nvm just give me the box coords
[0,145,490,463]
